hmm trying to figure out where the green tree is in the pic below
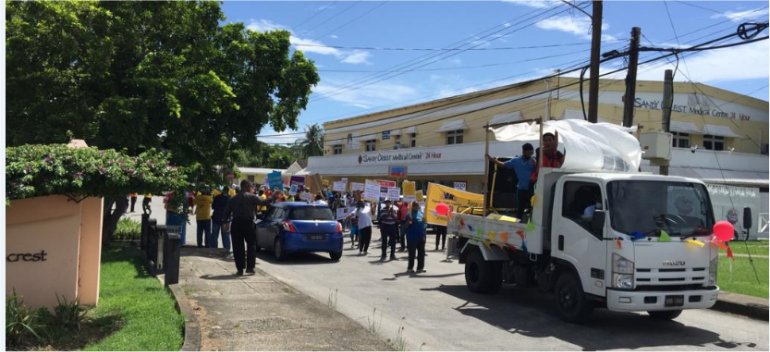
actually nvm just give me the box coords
[298,124,325,158]
[6,1,319,241]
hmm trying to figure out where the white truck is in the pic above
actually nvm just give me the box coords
[449,167,722,323]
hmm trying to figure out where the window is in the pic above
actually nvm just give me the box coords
[703,135,724,151]
[393,135,401,150]
[365,139,377,152]
[289,207,334,220]
[446,129,464,145]
[410,133,417,148]
[672,132,690,148]
[333,144,343,155]
[247,175,255,182]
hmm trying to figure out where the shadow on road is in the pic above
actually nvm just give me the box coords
[423,284,754,350]
[254,251,339,265]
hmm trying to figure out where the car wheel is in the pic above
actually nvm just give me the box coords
[464,248,502,294]
[647,310,682,320]
[274,238,285,261]
[329,251,342,261]
[554,272,593,324]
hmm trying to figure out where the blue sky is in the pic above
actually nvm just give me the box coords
[219,1,770,144]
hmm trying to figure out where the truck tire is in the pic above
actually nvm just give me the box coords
[647,310,682,320]
[554,272,593,324]
[464,249,503,294]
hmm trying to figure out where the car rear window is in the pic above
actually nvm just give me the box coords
[289,207,335,221]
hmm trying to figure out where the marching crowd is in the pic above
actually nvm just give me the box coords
[137,179,443,276]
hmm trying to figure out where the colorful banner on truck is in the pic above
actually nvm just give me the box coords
[425,182,484,226]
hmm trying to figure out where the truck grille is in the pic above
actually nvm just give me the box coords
[635,267,707,286]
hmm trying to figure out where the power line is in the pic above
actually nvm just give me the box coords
[295,41,589,51]
[292,1,336,32]
[311,2,580,103]
[301,1,361,35]
[312,1,387,41]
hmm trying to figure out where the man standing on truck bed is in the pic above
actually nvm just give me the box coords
[487,143,536,220]
[531,132,564,184]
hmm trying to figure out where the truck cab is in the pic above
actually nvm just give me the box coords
[451,168,721,323]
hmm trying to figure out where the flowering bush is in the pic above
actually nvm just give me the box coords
[6,144,187,201]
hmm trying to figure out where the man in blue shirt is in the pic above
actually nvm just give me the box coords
[487,143,536,220]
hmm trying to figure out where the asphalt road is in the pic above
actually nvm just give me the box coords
[133,198,769,351]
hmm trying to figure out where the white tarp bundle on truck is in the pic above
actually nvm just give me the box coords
[490,119,642,172]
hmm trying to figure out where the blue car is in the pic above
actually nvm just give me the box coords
[255,202,344,261]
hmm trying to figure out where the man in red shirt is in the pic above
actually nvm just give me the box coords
[531,132,565,185]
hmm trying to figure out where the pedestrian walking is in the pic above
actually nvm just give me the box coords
[142,193,152,215]
[406,202,427,273]
[435,224,447,251]
[397,200,410,251]
[211,186,231,250]
[224,180,272,276]
[129,193,138,212]
[356,200,373,255]
[193,188,213,248]
[378,199,398,261]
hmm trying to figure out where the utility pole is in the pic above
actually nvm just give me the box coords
[660,69,673,175]
[622,27,641,127]
[588,0,603,123]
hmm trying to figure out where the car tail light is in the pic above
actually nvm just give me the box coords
[336,222,343,233]
[282,220,297,232]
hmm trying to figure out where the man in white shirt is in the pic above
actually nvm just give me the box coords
[356,201,373,255]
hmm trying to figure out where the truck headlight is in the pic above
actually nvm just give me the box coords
[612,253,634,289]
[613,273,634,289]
[708,256,718,287]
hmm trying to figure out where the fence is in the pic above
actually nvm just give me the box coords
[141,214,181,286]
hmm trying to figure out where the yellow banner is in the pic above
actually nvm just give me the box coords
[402,180,416,201]
[425,183,484,226]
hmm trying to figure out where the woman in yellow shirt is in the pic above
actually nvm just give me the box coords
[193,189,214,248]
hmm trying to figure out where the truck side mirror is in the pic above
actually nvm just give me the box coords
[591,210,606,237]
[743,207,752,230]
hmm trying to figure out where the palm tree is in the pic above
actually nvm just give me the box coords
[299,124,324,158]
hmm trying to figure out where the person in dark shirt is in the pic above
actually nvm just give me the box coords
[377,199,398,261]
[487,143,536,221]
[224,180,272,276]
[211,187,231,250]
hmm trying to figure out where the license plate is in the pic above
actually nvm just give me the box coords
[664,295,684,307]
[308,234,325,240]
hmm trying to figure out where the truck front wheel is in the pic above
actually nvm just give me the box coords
[464,249,503,294]
[554,272,593,323]
[647,310,682,320]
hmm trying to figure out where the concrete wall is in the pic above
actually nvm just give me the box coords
[6,195,103,309]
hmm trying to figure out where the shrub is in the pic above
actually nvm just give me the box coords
[6,292,44,349]
[52,295,88,331]
[114,218,141,241]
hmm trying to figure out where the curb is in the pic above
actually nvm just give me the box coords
[167,283,202,351]
[710,293,769,321]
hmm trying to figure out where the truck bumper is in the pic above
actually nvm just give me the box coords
[606,287,719,312]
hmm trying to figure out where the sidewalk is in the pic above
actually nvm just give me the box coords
[711,291,769,321]
[175,247,393,351]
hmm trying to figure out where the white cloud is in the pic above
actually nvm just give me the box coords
[313,81,417,109]
[712,8,769,22]
[329,34,339,39]
[536,15,617,42]
[257,126,305,145]
[246,19,370,65]
[341,50,371,64]
[502,0,559,9]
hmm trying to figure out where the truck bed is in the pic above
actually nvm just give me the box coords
[448,213,544,255]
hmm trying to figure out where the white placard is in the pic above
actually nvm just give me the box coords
[333,181,347,192]
[453,182,467,191]
[364,181,381,200]
[387,187,401,200]
[336,207,354,220]
[350,182,365,192]
[300,192,313,202]
[289,184,298,195]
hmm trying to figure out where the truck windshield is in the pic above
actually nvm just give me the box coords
[607,181,714,237]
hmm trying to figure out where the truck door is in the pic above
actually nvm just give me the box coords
[552,181,607,297]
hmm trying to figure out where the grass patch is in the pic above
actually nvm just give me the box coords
[82,245,184,351]
[114,218,141,241]
[8,245,183,350]
[717,255,768,298]
[727,240,769,256]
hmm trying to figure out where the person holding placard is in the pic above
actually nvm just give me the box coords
[356,200,374,255]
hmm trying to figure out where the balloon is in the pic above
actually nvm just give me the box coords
[435,202,450,216]
[713,221,735,242]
